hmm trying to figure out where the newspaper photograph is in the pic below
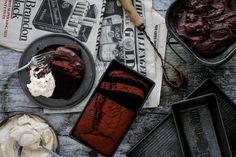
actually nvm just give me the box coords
[0,0,167,113]
[0,0,106,54]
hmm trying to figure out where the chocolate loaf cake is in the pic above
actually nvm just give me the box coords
[72,93,135,156]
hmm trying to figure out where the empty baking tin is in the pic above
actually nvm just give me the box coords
[172,94,232,157]
[127,79,236,157]
[127,114,181,157]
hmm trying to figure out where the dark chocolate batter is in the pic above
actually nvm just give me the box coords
[175,0,236,56]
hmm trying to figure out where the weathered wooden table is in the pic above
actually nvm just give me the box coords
[1,0,236,156]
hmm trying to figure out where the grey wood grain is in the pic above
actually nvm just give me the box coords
[0,0,236,156]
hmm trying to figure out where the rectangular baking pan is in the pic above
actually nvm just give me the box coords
[187,79,236,155]
[172,94,232,157]
[127,79,236,157]
[127,114,182,157]
[165,0,236,66]
[70,60,155,157]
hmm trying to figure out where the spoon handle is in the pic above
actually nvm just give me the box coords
[41,145,63,157]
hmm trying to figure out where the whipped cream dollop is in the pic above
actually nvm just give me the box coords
[0,114,58,157]
[27,66,55,97]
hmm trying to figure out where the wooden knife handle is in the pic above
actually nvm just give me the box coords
[119,0,145,30]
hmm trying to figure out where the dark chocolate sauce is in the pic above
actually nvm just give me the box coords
[175,0,236,56]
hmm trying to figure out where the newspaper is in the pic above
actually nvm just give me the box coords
[0,0,167,113]
[0,0,106,53]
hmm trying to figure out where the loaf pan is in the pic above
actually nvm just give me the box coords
[127,114,182,157]
[187,79,236,155]
[172,94,232,157]
[70,60,155,156]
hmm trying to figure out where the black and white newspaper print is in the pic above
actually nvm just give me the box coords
[0,0,106,54]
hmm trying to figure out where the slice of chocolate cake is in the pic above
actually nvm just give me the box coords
[99,81,145,112]
[108,70,149,92]
[100,82,145,99]
[64,44,81,53]
[27,44,86,100]
[53,46,85,78]
[51,45,85,99]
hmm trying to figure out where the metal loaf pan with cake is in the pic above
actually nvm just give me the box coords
[165,0,236,66]
[70,60,155,157]
[172,94,232,157]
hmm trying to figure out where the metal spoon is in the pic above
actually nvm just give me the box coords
[17,140,62,157]
[40,141,63,157]
[17,144,23,157]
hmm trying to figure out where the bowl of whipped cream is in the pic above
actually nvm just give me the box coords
[18,34,96,109]
[0,114,58,157]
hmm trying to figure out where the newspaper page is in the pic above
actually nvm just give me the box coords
[44,0,167,113]
[0,0,106,54]
[145,8,167,107]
